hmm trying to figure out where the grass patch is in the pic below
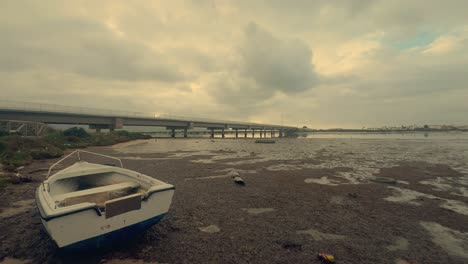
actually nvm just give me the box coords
[0,128,151,170]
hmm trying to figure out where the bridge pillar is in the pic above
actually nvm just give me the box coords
[252,129,255,138]
[210,129,215,138]
[244,129,247,138]
[264,130,267,138]
[270,129,273,137]
[279,130,283,138]
[171,129,176,138]
[259,130,263,138]
[221,128,225,138]
[235,129,238,138]
[184,128,188,138]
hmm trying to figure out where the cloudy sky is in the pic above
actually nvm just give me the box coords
[1,1,467,128]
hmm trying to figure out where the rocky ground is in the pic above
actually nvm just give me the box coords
[0,138,467,264]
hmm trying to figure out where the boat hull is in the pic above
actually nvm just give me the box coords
[37,187,174,249]
[63,213,166,250]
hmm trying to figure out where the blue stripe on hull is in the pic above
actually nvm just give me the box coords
[62,213,166,250]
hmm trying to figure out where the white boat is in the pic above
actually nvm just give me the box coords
[35,150,175,250]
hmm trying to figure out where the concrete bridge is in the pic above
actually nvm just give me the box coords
[0,100,296,138]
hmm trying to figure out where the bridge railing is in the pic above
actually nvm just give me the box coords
[0,99,288,128]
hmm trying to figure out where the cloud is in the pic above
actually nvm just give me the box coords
[0,0,467,128]
[0,7,186,82]
[240,22,317,93]
[203,22,318,108]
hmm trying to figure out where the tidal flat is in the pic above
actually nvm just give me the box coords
[1,135,467,263]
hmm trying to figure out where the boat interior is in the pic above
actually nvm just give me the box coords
[49,172,150,209]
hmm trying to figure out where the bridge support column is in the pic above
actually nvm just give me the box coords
[279,130,283,138]
[184,128,188,138]
[210,129,215,138]
[252,129,255,138]
[171,129,176,138]
[244,129,247,138]
[235,129,238,138]
[221,128,225,138]
[270,130,273,138]
[259,130,263,138]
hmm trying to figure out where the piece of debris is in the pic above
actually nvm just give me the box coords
[347,193,358,198]
[27,168,49,174]
[370,177,397,184]
[317,253,335,264]
[14,166,25,172]
[9,173,32,184]
[228,170,245,186]
[233,176,245,186]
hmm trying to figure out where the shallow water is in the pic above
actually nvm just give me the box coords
[113,135,468,185]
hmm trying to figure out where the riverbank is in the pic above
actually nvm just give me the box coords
[0,128,150,185]
[0,138,467,263]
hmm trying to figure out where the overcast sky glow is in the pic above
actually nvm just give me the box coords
[1,0,467,128]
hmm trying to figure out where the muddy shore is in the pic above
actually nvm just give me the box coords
[0,138,467,264]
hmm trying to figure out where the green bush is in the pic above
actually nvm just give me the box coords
[0,141,6,154]
[0,130,8,137]
[63,127,90,138]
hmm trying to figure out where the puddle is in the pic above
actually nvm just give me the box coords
[384,187,468,215]
[296,228,346,241]
[420,221,468,259]
[387,237,409,251]
[198,225,220,233]
[304,176,340,186]
[0,199,35,218]
[242,208,275,215]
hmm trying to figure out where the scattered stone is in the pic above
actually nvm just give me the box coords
[14,166,25,172]
[242,208,275,215]
[348,192,358,198]
[198,225,221,233]
[297,228,346,241]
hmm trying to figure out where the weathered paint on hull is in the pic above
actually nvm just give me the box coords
[63,213,166,250]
